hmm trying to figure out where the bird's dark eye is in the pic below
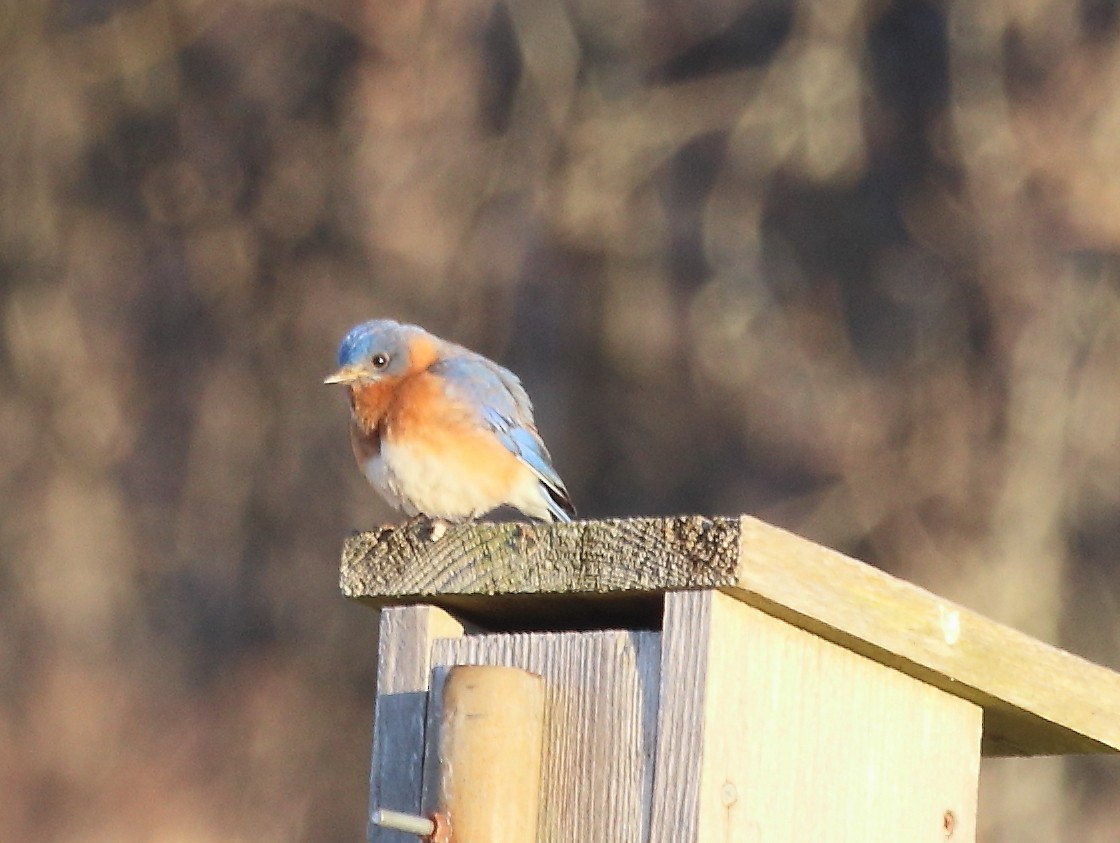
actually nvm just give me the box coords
[371,353,389,369]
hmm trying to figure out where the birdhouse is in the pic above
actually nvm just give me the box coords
[339,515,1120,842]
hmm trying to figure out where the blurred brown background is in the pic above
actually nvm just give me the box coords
[3,0,1120,840]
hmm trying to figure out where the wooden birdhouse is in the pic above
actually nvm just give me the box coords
[339,515,1120,842]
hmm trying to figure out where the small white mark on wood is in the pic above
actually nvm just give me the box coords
[939,605,962,646]
[720,781,738,807]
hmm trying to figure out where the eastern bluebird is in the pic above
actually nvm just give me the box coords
[325,319,575,523]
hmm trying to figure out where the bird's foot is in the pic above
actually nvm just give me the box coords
[428,518,448,542]
[401,514,451,542]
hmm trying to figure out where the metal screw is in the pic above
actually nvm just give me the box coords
[372,809,450,841]
[373,809,436,837]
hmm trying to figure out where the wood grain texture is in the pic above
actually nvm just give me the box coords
[341,516,739,596]
[730,517,1120,756]
[367,606,463,843]
[647,590,709,843]
[341,515,1120,756]
[649,591,982,843]
[422,629,661,843]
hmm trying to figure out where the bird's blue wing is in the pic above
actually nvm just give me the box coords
[481,407,569,495]
[433,355,530,423]
[432,354,572,509]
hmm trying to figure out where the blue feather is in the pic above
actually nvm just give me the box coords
[433,355,573,518]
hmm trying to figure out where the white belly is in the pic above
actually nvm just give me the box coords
[361,439,531,520]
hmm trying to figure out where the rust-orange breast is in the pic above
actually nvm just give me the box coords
[348,378,399,434]
[386,370,523,495]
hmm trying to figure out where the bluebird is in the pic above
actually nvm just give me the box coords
[325,319,575,523]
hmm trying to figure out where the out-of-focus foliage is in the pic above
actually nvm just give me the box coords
[2,0,1120,839]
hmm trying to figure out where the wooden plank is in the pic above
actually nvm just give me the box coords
[650,591,982,843]
[341,516,736,603]
[341,516,1120,756]
[647,590,709,843]
[423,629,661,843]
[368,606,463,843]
[435,666,546,843]
[729,517,1119,756]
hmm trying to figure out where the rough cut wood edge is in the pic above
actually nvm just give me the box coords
[341,515,1120,756]
[341,516,740,597]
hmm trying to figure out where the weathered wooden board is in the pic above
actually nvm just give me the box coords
[422,629,661,843]
[650,590,982,843]
[341,517,734,629]
[341,515,1120,756]
[367,606,463,843]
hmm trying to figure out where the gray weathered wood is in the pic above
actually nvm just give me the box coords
[367,606,463,843]
[342,516,737,596]
[342,515,1120,757]
[421,629,661,843]
[646,591,707,843]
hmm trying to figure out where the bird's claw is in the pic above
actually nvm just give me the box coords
[428,519,448,542]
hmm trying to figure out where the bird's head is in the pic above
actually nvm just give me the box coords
[324,320,426,386]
